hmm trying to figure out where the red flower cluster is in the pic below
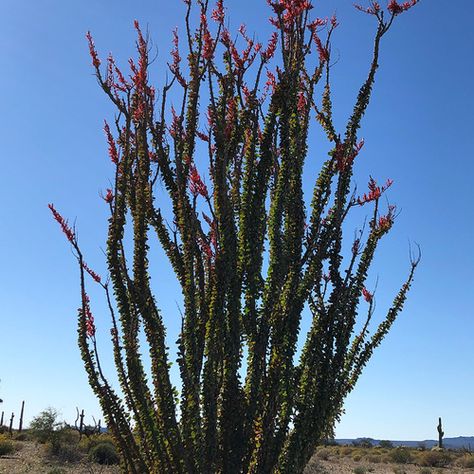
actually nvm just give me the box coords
[103,121,119,165]
[362,287,373,303]
[378,205,396,232]
[169,106,183,139]
[355,0,417,16]
[261,32,278,62]
[82,291,96,338]
[189,164,209,198]
[196,130,210,142]
[203,213,218,251]
[352,238,361,255]
[211,0,225,24]
[82,262,102,284]
[170,29,186,87]
[297,90,307,114]
[269,0,313,27]
[48,204,75,244]
[105,54,130,96]
[198,236,214,260]
[265,70,277,94]
[334,139,364,172]
[227,25,259,72]
[388,0,417,15]
[354,2,381,15]
[86,31,101,68]
[132,20,148,90]
[201,12,215,61]
[357,177,393,206]
[104,188,114,204]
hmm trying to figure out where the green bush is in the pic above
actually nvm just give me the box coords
[79,432,116,453]
[29,407,62,443]
[353,438,374,449]
[389,448,413,464]
[353,467,367,474]
[88,441,120,465]
[379,440,393,449]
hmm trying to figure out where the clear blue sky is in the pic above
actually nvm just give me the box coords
[0,0,473,441]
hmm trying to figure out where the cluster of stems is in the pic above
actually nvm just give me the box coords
[50,1,420,473]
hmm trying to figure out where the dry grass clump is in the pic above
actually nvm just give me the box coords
[416,450,452,467]
[315,447,332,460]
[0,434,21,456]
[457,453,474,468]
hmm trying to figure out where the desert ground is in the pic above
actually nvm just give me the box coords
[2,436,474,473]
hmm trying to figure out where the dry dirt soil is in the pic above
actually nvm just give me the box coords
[2,441,474,473]
[0,440,120,474]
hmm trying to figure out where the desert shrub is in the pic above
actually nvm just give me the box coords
[353,438,374,449]
[353,454,362,462]
[56,427,80,445]
[30,407,62,443]
[315,447,331,460]
[0,435,15,456]
[367,454,381,463]
[418,468,432,474]
[458,454,474,468]
[14,432,31,441]
[47,439,82,463]
[79,432,117,453]
[89,441,120,465]
[339,446,353,456]
[304,458,329,474]
[417,450,452,467]
[379,440,394,449]
[353,467,373,474]
[392,468,407,474]
[389,448,412,464]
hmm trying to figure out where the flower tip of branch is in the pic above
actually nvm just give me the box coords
[86,31,101,68]
[48,203,76,244]
[362,287,373,303]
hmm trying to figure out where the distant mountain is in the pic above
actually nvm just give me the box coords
[335,437,474,450]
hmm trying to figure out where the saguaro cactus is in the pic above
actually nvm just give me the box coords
[18,401,25,432]
[50,1,420,472]
[8,413,14,437]
[437,417,444,448]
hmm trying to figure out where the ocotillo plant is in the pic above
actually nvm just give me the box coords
[49,1,420,472]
